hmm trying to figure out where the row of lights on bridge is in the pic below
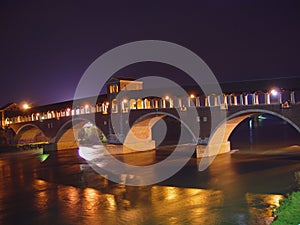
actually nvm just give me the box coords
[20,89,280,111]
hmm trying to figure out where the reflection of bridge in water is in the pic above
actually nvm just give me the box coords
[2,77,300,157]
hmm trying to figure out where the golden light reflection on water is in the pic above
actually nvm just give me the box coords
[35,190,48,211]
[271,195,284,208]
[0,176,291,225]
[246,193,284,224]
[164,186,178,200]
[57,185,81,221]
[106,195,117,211]
[66,186,80,205]
[151,186,224,225]
[83,188,101,213]
[1,145,300,225]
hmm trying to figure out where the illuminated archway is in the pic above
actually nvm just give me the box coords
[54,118,106,150]
[123,111,198,152]
[207,109,300,155]
[15,124,48,144]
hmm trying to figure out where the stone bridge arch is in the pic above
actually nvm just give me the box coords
[54,118,106,150]
[206,109,300,156]
[14,124,49,144]
[123,111,199,152]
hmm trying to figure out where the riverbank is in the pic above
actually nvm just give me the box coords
[0,147,43,156]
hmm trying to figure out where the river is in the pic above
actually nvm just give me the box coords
[0,114,300,225]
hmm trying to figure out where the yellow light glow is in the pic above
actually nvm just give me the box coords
[106,195,116,211]
[165,96,170,100]
[22,103,30,110]
[190,94,195,98]
[123,99,128,103]
[271,89,278,96]
[165,187,177,200]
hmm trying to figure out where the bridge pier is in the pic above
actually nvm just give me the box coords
[291,91,296,104]
[196,141,231,158]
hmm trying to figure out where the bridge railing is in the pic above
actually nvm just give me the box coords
[5,90,299,125]
[5,102,110,125]
[109,90,298,112]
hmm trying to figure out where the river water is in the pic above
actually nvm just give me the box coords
[0,115,300,225]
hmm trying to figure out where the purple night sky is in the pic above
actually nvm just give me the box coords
[1,1,300,107]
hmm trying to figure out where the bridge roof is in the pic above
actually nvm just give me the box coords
[3,94,108,117]
[112,76,300,97]
[107,76,137,82]
[0,103,18,111]
[218,76,300,93]
[2,76,300,118]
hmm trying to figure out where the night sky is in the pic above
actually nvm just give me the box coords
[1,1,300,107]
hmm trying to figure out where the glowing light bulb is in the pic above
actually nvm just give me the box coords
[271,89,278,96]
[23,103,30,110]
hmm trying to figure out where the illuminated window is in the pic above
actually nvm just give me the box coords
[112,99,118,113]
[109,84,119,93]
[130,99,136,109]
[137,99,143,109]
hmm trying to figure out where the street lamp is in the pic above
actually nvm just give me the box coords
[269,88,282,104]
[22,103,30,110]
[271,89,278,97]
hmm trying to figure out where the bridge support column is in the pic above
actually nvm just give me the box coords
[169,98,174,108]
[188,97,192,107]
[204,97,209,107]
[214,95,218,106]
[158,99,163,108]
[239,94,244,105]
[244,94,248,105]
[155,99,159,108]
[252,93,259,105]
[217,95,222,106]
[207,95,212,106]
[223,94,228,105]
[150,99,155,108]
[196,141,231,158]
[177,98,183,108]
[291,91,296,104]
[162,99,167,108]
[255,94,259,104]
[227,95,232,105]
[233,95,238,105]
[278,93,282,104]
[196,97,200,107]
[265,93,271,104]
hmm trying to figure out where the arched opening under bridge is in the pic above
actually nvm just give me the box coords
[55,119,107,150]
[123,112,198,155]
[15,124,48,145]
[207,109,300,156]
